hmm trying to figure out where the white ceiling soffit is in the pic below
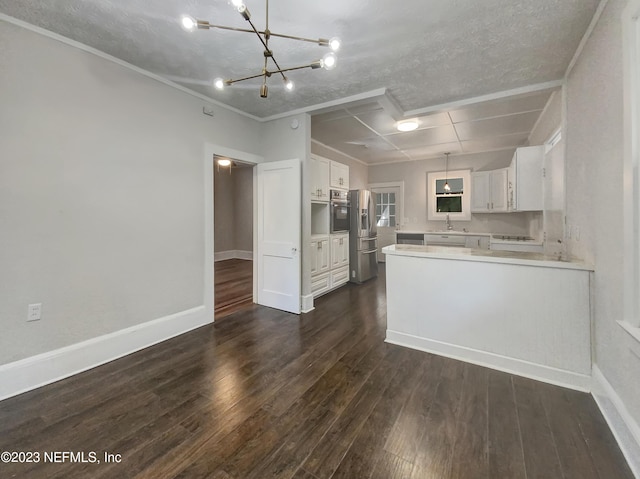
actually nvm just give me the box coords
[0,0,599,119]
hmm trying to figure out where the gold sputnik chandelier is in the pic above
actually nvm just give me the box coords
[181,0,341,98]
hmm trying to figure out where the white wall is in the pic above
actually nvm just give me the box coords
[565,0,640,470]
[368,151,536,235]
[0,19,265,364]
[261,114,313,298]
[214,166,253,254]
[529,90,562,146]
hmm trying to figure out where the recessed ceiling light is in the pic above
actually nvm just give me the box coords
[397,120,419,132]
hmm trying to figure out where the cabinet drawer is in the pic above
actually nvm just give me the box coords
[311,272,331,296]
[331,266,349,286]
[424,234,466,246]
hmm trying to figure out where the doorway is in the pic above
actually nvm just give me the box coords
[213,157,255,319]
[370,182,404,263]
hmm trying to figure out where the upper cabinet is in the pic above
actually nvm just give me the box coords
[310,155,330,202]
[471,168,508,213]
[330,161,350,190]
[509,146,544,212]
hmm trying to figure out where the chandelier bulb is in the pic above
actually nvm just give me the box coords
[284,78,295,92]
[213,78,225,90]
[322,52,337,70]
[180,15,197,32]
[230,0,244,7]
[329,37,341,52]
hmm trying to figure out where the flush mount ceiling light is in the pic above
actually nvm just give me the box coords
[181,0,341,99]
[396,119,419,132]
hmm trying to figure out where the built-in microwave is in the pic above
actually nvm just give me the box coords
[330,190,350,233]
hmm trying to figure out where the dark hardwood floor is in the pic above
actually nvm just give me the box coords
[0,266,633,478]
[215,259,253,319]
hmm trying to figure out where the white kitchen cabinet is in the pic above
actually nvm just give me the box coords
[331,234,349,268]
[310,236,330,276]
[330,161,349,190]
[509,146,544,211]
[465,235,490,249]
[310,155,330,201]
[471,169,508,213]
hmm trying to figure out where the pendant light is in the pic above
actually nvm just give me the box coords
[443,152,451,192]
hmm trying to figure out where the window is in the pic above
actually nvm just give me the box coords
[375,192,396,227]
[427,169,471,221]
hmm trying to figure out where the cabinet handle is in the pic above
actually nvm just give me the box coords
[487,202,489,209]
[491,202,494,209]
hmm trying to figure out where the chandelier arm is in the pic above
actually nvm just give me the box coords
[203,24,328,46]
[271,63,320,74]
[204,23,255,34]
[266,32,329,45]
[226,71,270,84]
[226,61,319,85]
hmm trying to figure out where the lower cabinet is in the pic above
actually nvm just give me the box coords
[311,234,350,298]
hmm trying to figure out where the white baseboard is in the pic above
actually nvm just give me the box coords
[0,306,211,402]
[592,365,640,478]
[301,294,314,313]
[214,250,253,262]
[385,330,591,392]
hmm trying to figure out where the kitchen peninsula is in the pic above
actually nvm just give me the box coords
[382,244,593,391]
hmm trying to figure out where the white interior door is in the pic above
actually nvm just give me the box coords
[370,183,403,263]
[257,159,301,314]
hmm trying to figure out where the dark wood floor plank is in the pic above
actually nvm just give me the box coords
[513,376,565,479]
[383,353,446,464]
[215,258,253,319]
[568,390,636,479]
[301,347,406,479]
[0,266,633,479]
[539,382,600,479]
[411,358,466,478]
[370,451,414,479]
[449,363,489,479]
[331,349,431,479]
[487,370,526,479]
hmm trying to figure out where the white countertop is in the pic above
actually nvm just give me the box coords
[395,230,543,246]
[382,244,593,271]
[396,229,491,237]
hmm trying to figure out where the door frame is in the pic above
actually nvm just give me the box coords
[204,142,264,322]
[368,181,405,262]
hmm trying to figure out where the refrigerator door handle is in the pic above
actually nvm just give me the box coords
[363,249,378,254]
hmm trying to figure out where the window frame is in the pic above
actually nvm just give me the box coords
[427,169,471,221]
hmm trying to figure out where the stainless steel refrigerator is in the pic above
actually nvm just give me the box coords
[349,189,378,283]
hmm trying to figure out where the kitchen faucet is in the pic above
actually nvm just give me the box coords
[446,213,453,230]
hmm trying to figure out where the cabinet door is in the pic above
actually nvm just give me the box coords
[471,172,490,212]
[465,235,490,249]
[311,156,330,201]
[490,169,508,212]
[311,238,330,275]
[330,161,349,190]
[318,239,330,273]
[513,146,544,211]
[331,235,349,268]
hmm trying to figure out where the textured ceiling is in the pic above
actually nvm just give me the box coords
[311,89,555,164]
[0,0,599,119]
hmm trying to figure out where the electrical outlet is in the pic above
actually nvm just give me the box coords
[27,303,42,322]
